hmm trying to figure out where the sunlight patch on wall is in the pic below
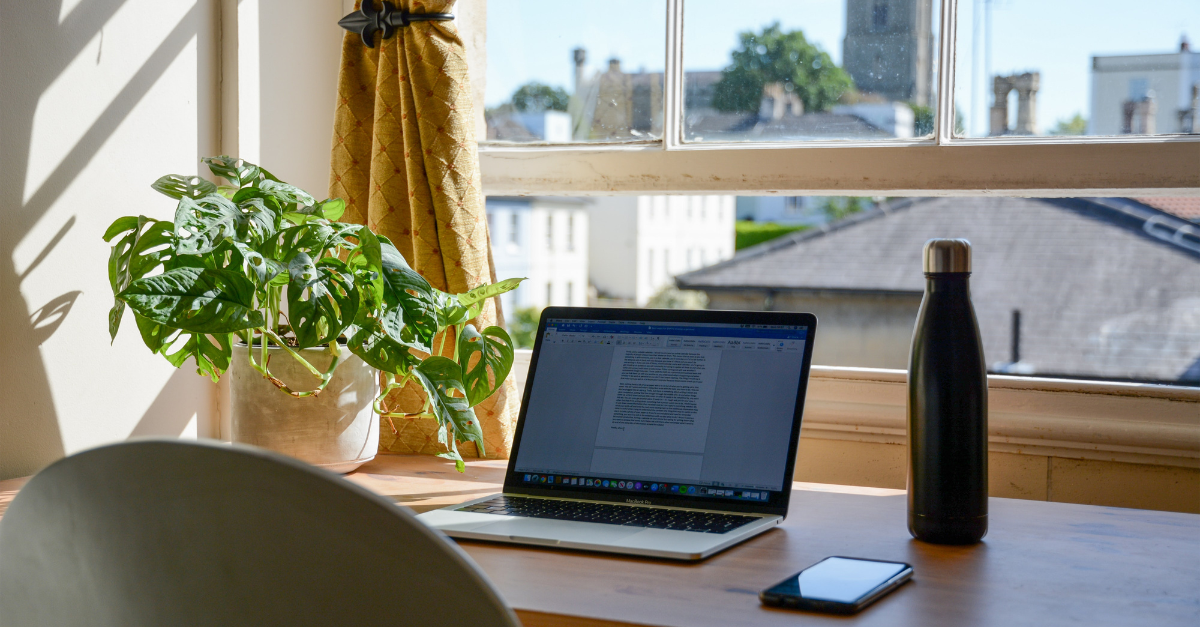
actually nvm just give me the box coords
[24,0,196,206]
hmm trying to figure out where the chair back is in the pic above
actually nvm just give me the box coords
[0,439,520,627]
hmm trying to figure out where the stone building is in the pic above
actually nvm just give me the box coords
[842,0,936,106]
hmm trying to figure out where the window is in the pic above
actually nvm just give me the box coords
[480,1,1197,196]
[509,212,519,245]
[479,3,1200,388]
[546,214,554,250]
[567,214,575,251]
[546,281,553,306]
[872,3,889,32]
[567,281,575,305]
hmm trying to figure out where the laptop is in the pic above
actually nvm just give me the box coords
[418,307,817,560]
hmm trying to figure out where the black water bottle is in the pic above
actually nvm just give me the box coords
[908,239,988,545]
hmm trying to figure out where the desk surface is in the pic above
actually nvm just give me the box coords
[3,454,1199,627]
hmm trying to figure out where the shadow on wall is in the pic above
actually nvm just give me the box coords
[0,0,206,478]
[127,368,206,439]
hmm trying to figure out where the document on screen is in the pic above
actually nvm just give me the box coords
[592,347,723,454]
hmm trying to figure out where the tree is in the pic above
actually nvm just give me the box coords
[820,197,870,222]
[907,104,966,137]
[711,22,853,114]
[1051,113,1087,136]
[510,82,570,112]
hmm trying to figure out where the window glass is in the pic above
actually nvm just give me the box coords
[682,0,941,142]
[485,0,667,143]
[953,0,1200,138]
[487,193,1200,386]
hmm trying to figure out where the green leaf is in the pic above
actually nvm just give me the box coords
[120,266,264,334]
[458,325,515,407]
[106,217,177,341]
[287,253,360,348]
[102,216,140,242]
[347,225,384,307]
[433,290,470,328]
[348,317,417,373]
[282,198,347,226]
[457,277,526,309]
[378,239,438,351]
[202,156,262,188]
[133,312,176,354]
[268,222,336,264]
[173,194,241,255]
[413,356,484,456]
[151,174,218,200]
[234,197,282,246]
[258,179,315,207]
[233,242,285,288]
[457,277,526,320]
[315,198,346,221]
[162,331,233,382]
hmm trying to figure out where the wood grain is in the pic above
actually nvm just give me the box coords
[4,454,1197,627]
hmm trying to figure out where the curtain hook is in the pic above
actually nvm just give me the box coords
[338,1,454,49]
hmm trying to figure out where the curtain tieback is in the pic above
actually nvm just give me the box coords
[338,1,454,49]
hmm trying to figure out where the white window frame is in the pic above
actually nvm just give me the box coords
[475,0,1199,466]
[477,0,1200,197]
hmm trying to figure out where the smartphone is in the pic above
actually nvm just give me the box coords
[759,556,913,614]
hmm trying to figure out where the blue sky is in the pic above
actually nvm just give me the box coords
[485,0,1198,135]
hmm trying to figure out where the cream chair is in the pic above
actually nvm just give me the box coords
[0,439,520,627]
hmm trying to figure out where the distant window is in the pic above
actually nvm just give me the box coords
[687,248,694,268]
[546,214,554,250]
[566,281,574,305]
[872,2,888,31]
[509,213,518,245]
[567,214,575,251]
[663,249,670,276]
[545,281,553,305]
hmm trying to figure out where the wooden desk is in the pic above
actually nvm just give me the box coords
[3,454,1198,626]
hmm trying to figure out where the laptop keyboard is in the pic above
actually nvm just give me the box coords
[456,496,759,534]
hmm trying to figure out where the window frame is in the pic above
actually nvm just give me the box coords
[477,0,1200,196]
[471,0,1200,441]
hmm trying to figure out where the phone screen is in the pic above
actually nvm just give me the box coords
[763,557,910,606]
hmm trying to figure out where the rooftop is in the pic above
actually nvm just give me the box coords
[678,197,1200,383]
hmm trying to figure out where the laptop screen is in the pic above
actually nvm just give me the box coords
[509,312,813,510]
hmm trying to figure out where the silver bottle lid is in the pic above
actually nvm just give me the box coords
[923,238,972,273]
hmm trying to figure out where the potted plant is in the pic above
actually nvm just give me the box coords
[105,156,521,472]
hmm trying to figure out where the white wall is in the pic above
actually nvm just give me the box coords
[1,0,223,480]
[1090,51,1200,136]
[587,197,639,300]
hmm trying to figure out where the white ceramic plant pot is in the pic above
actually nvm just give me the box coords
[230,344,378,473]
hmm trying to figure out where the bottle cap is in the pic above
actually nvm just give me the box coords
[923,239,972,273]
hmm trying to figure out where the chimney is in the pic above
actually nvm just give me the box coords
[572,47,587,92]
[1182,35,1191,52]
[608,57,622,74]
[1123,91,1158,134]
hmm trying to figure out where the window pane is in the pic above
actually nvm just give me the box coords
[954,0,1200,138]
[485,0,666,143]
[488,193,1200,386]
[682,0,941,142]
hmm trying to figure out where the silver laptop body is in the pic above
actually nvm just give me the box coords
[418,307,818,561]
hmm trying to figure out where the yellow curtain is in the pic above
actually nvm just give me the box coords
[329,0,517,459]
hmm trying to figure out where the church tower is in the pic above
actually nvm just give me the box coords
[843,0,935,106]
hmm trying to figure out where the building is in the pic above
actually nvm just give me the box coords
[589,196,736,305]
[486,197,589,314]
[1090,37,1200,136]
[677,197,1200,383]
[843,0,936,106]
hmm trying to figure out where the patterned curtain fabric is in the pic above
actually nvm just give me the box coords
[330,0,517,459]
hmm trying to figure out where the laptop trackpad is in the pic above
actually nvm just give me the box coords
[476,518,643,544]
